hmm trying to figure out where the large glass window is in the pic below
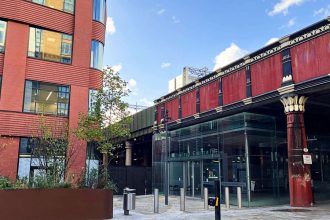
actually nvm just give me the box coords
[23,80,70,116]
[32,0,75,14]
[93,0,106,23]
[28,27,73,64]
[89,89,98,114]
[0,20,7,53]
[90,40,104,70]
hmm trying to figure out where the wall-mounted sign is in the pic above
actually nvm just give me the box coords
[303,154,312,165]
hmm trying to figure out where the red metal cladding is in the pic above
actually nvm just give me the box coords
[200,80,219,112]
[26,58,90,87]
[181,90,196,118]
[0,21,29,112]
[0,137,19,181]
[156,105,161,123]
[165,98,179,121]
[251,53,283,96]
[0,54,4,73]
[0,0,74,34]
[0,111,68,137]
[292,33,330,83]
[92,21,106,45]
[222,69,246,105]
[89,68,103,89]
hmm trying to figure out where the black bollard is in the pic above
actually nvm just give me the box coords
[214,180,221,220]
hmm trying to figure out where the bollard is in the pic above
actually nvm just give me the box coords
[204,187,209,210]
[180,188,185,211]
[225,187,230,209]
[237,187,242,209]
[154,188,159,213]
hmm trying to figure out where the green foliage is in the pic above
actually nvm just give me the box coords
[28,175,72,189]
[0,176,14,190]
[75,68,132,161]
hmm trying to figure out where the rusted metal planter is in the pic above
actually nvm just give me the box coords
[0,188,113,220]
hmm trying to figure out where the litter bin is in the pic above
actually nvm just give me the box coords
[123,188,136,215]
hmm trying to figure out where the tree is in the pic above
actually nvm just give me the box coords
[28,116,77,187]
[75,67,131,186]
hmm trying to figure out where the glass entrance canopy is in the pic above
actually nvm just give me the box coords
[152,112,289,207]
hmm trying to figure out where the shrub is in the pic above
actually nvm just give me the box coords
[0,176,14,190]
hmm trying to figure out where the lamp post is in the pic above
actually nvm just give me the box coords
[163,109,171,205]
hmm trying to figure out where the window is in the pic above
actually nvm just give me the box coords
[89,89,98,114]
[0,20,7,53]
[23,80,70,116]
[32,0,75,14]
[90,40,104,70]
[18,138,66,180]
[28,27,73,64]
[93,0,106,23]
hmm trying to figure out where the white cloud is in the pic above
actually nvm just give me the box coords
[157,9,166,15]
[287,18,296,27]
[161,62,171,69]
[109,64,122,73]
[265,37,280,46]
[314,4,330,17]
[128,79,137,91]
[106,17,116,34]
[268,0,305,16]
[172,16,180,23]
[213,43,249,71]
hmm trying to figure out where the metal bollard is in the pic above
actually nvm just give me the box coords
[180,188,185,211]
[225,187,230,209]
[204,187,209,210]
[237,187,242,209]
[154,188,159,213]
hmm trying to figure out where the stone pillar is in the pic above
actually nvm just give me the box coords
[125,141,133,166]
[280,95,313,207]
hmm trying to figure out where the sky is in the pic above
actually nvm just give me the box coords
[103,0,330,109]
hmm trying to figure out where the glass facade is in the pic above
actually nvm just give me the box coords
[153,112,289,206]
[88,89,98,114]
[90,40,104,70]
[23,80,70,116]
[28,27,73,64]
[93,0,106,23]
[85,142,102,181]
[0,20,7,53]
[17,138,66,180]
[32,0,75,14]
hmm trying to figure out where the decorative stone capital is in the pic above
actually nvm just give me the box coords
[280,95,308,113]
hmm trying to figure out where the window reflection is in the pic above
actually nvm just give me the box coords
[0,20,7,53]
[93,0,106,23]
[90,40,104,70]
[23,80,70,116]
[28,27,73,64]
[32,0,75,14]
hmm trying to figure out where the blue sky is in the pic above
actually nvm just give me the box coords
[104,0,330,108]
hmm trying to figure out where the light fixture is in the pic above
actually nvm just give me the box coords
[46,91,52,101]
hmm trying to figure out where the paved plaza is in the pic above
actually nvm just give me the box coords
[112,195,330,220]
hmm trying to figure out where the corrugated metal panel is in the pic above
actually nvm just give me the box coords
[0,54,4,73]
[92,21,106,44]
[129,106,155,133]
[26,58,89,87]
[0,111,68,137]
[0,0,74,34]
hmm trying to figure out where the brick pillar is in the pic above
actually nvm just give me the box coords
[280,95,313,207]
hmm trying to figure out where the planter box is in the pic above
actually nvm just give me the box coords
[0,189,113,220]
